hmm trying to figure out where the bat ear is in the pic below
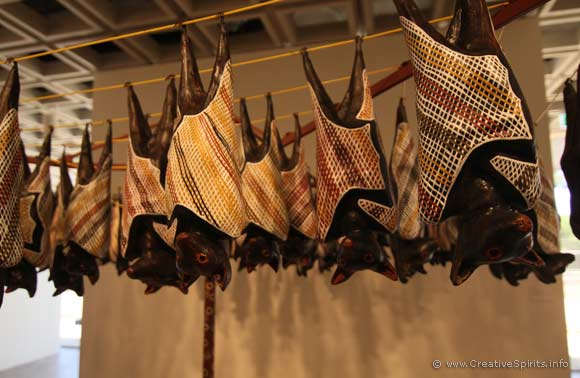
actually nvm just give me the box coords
[178,26,205,115]
[331,267,353,285]
[394,0,447,45]
[0,62,20,122]
[77,125,94,185]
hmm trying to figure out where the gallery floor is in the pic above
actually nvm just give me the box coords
[0,348,79,378]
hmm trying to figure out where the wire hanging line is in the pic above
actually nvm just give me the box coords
[24,64,400,136]
[18,2,510,106]
[0,0,283,65]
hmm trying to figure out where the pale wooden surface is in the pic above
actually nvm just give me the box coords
[80,17,569,378]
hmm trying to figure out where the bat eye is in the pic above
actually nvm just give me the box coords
[483,248,503,261]
[301,257,310,265]
[363,253,374,263]
[342,238,353,248]
[196,253,209,264]
[261,249,269,258]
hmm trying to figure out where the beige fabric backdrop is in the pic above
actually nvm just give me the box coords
[80,16,570,378]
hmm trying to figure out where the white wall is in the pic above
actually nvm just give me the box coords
[0,271,61,371]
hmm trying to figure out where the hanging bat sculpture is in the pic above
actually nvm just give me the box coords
[123,80,194,294]
[164,20,243,290]
[0,63,24,269]
[2,130,55,299]
[563,67,580,240]
[395,0,541,285]
[21,128,55,271]
[489,162,574,286]
[64,124,113,285]
[49,152,84,297]
[236,96,289,273]
[274,114,319,276]
[389,99,440,283]
[0,63,25,307]
[303,37,398,284]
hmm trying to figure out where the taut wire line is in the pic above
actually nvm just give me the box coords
[0,0,283,65]
[19,2,509,105]
[23,64,400,137]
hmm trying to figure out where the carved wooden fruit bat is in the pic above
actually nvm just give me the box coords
[236,95,289,273]
[303,37,397,284]
[123,79,194,294]
[395,0,541,285]
[49,152,84,297]
[165,20,242,290]
[274,114,319,277]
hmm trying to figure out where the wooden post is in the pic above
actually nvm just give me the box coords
[202,278,216,378]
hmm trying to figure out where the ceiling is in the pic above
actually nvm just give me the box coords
[0,0,577,159]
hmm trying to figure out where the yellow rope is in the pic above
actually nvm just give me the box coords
[20,2,509,105]
[1,0,283,65]
[23,64,399,135]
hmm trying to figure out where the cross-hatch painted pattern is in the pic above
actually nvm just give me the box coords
[534,163,559,253]
[391,121,421,240]
[490,156,541,209]
[0,109,23,268]
[23,156,54,269]
[241,149,289,240]
[66,157,112,259]
[356,70,375,121]
[122,144,174,256]
[281,146,317,239]
[400,17,538,223]
[166,77,247,238]
[357,198,397,232]
[310,87,389,241]
[204,61,244,171]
